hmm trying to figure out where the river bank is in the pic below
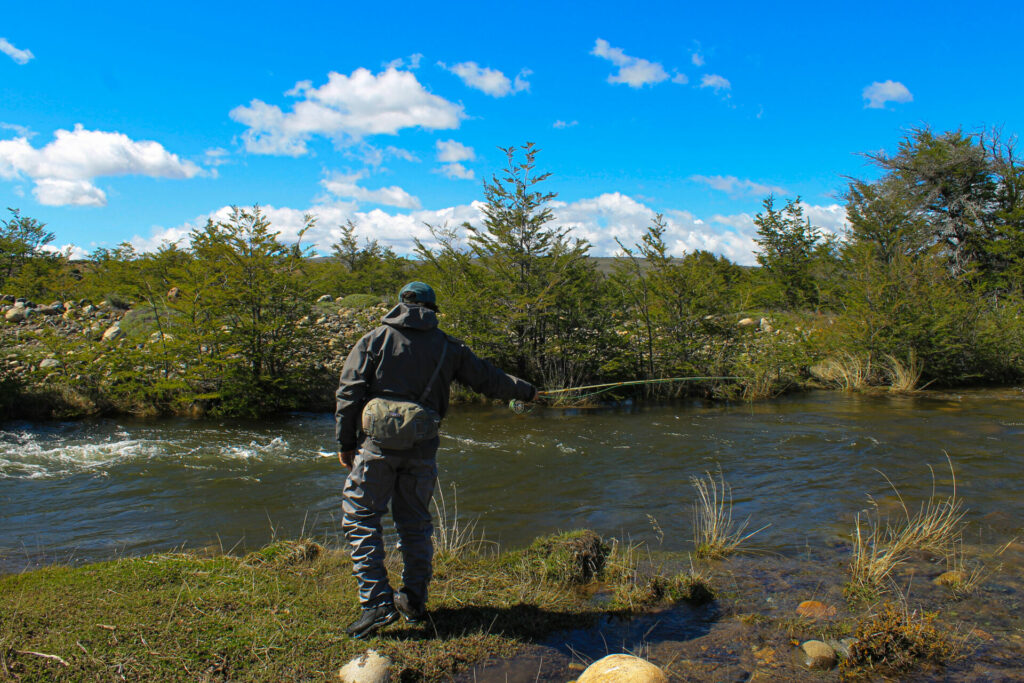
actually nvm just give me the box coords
[2,528,1022,682]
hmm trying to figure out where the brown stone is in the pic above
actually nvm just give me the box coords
[796,600,837,620]
[800,640,836,670]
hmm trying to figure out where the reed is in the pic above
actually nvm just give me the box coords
[431,482,493,559]
[883,351,926,393]
[818,352,874,391]
[691,470,767,559]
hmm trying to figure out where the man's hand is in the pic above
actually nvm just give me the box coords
[339,450,357,469]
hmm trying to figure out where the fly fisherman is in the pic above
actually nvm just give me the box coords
[335,281,537,638]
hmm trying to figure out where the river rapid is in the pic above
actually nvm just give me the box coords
[1,389,1022,573]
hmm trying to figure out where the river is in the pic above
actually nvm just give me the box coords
[1,389,1021,573]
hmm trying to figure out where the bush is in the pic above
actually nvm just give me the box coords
[337,293,385,309]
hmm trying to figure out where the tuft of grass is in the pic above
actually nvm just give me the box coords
[848,457,967,596]
[842,602,961,675]
[691,470,767,559]
[818,352,875,391]
[516,530,610,585]
[883,351,927,393]
[242,538,323,568]
[431,482,494,560]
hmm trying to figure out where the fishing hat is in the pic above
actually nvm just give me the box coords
[399,281,436,306]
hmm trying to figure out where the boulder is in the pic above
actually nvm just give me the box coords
[796,600,836,620]
[800,640,836,670]
[83,304,98,314]
[738,317,756,326]
[576,654,668,683]
[102,324,125,342]
[318,294,333,302]
[38,305,62,316]
[338,649,390,683]
[39,358,62,370]
[5,307,27,322]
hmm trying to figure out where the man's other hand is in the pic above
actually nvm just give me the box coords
[339,450,356,469]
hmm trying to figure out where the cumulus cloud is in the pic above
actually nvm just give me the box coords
[690,174,786,197]
[440,61,530,97]
[700,74,731,92]
[0,38,33,65]
[711,201,849,240]
[691,52,705,67]
[230,67,464,156]
[862,80,913,109]
[434,139,476,180]
[0,124,201,206]
[553,120,578,129]
[320,170,421,209]
[591,39,669,88]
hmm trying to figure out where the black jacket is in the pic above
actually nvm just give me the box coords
[335,303,535,452]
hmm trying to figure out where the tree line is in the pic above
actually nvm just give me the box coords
[2,128,1022,417]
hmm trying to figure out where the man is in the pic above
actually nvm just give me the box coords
[335,281,537,639]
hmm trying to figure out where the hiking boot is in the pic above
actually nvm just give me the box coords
[394,591,426,624]
[345,602,399,639]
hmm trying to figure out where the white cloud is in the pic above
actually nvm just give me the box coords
[553,120,578,129]
[700,74,731,92]
[439,163,474,180]
[690,174,786,197]
[383,53,423,70]
[862,80,912,109]
[230,67,464,155]
[351,143,420,168]
[320,170,421,209]
[0,124,201,206]
[441,61,530,97]
[711,201,849,241]
[0,38,33,65]
[671,72,689,85]
[591,39,669,88]
[0,122,34,138]
[691,52,705,67]
[436,139,475,163]
[204,148,230,166]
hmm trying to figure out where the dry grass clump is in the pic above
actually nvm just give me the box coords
[518,529,610,585]
[842,602,961,675]
[432,482,494,559]
[816,352,875,391]
[848,458,966,596]
[883,351,927,393]
[691,470,767,559]
[242,538,323,568]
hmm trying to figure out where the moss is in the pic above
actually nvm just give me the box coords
[242,539,323,568]
[841,602,959,675]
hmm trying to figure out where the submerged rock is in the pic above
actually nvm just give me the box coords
[796,599,837,620]
[575,654,668,683]
[800,640,836,670]
[338,649,390,683]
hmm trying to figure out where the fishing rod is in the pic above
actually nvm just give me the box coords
[509,376,742,413]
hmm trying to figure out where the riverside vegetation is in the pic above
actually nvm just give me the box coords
[2,128,1024,419]
[2,463,1020,681]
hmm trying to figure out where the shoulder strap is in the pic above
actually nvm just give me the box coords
[418,338,449,403]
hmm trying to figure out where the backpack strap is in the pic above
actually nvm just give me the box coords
[418,338,449,404]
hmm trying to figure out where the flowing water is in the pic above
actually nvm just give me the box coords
[2,389,1021,572]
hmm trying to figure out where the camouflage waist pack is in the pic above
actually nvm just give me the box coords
[361,341,448,450]
[361,398,441,450]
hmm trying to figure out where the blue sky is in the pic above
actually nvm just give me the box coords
[2,0,1022,264]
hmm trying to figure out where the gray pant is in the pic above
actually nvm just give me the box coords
[342,448,437,608]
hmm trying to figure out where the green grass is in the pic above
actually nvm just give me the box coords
[0,532,704,682]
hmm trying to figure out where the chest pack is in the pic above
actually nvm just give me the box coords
[360,341,448,450]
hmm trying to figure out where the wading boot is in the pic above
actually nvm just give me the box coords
[394,591,426,624]
[346,602,399,639]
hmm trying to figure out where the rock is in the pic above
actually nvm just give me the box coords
[167,287,180,301]
[64,301,76,311]
[576,654,668,683]
[933,570,968,587]
[826,637,856,659]
[738,317,756,326]
[796,600,837,620]
[318,294,333,302]
[0,294,13,303]
[5,308,27,322]
[338,649,390,683]
[39,358,62,370]
[102,324,125,342]
[83,304,97,314]
[761,323,774,334]
[38,305,62,316]
[800,640,836,670]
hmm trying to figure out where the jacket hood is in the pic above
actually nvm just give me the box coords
[382,303,438,330]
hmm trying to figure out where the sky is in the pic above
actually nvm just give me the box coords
[2,1,1022,265]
